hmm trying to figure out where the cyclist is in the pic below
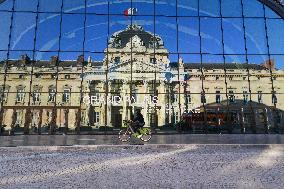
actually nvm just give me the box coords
[132,109,145,137]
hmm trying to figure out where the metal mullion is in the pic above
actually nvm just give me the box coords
[76,0,88,134]
[51,0,64,134]
[103,0,111,132]
[240,0,252,100]
[1,9,284,19]
[175,0,182,125]
[197,0,208,132]
[241,0,257,132]
[219,0,230,129]
[24,0,40,134]
[129,0,133,120]
[262,3,276,108]
[0,0,16,129]
[4,49,284,56]
[153,0,158,130]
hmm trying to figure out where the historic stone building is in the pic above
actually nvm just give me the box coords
[0,24,283,133]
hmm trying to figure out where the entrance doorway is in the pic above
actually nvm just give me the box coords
[112,107,122,128]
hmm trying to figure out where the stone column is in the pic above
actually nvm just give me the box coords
[264,108,269,133]
[0,109,4,131]
[49,108,57,134]
[280,112,284,131]
[122,80,128,121]
[168,81,173,124]
[20,109,26,129]
[24,108,31,134]
[10,109,17,135]
[64,109,69,133]
[240,108,245,133]
[82,108,89,126]
[180,81,186,114]
[3,109,13,130]
[143,80,149,127]
[38,109,43,134]
[68,109,76,130]
[159,81,166,127]
[122,96,128,121]
[107,81,112,127]
[100,81,107,127]
[42,109,48,126]
[82,92,90,126]
[56,109,61,128]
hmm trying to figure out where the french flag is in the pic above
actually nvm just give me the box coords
[124,8,138,16]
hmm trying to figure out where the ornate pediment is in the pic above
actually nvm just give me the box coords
[109,61,166,73]
[124,35,147,52]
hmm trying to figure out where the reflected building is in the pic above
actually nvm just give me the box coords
[0,24,283,133]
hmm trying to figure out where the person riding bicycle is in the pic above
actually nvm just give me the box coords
[131,109,145,137]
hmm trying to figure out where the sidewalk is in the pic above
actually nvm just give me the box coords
[1,134,284,147]
[1,144,284,189]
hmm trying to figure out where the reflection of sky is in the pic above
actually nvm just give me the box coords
[0,0,283,69]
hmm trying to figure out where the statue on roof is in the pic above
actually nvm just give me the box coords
[126,23,144,31]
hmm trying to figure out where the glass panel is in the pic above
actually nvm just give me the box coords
[63,0,85,13]
[15,0,38,11]
[156,0,176,16]
[177,0,198,16]
[178,18,199,53]
[0,0,13,11]
[61,14,85,51]
[86,15,108,52]
[243,0,264,17]
[0,51,7,63]
[39,0,62,12]
[133,0,154,16]
[221,0,242,17]
[270,55,284,70]
[10,13,36,51]
[265,5,281,18]
[267,19,284,54]
[200,18,222,54]
[156,16,177,53]
[200,0,220,17]
[244,18,268,54]
[36,13,61,51]
[0,12,12,50]
[223,18,245,54]
[87,0,107,14]
[109,0,130,15]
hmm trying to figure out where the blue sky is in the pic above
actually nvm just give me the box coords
[0,0,284,69]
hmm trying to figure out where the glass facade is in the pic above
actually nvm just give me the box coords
[0,0,283,134]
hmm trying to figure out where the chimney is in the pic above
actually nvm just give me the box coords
[77,55,84,66]
[262,59,275,71]
[88,56,92,66]
[50,56,59,66]
[20,54,30,65]
[178,57,184,69]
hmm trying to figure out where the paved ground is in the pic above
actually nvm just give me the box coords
[0,145,284,189]
[1,134,284,147]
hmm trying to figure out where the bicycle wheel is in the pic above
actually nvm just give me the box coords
[118,129,131,142]
[140,133,152,142]
[140,129,152,142]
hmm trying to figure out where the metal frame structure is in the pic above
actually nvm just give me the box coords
[0,0,284,135]
[259,0,284,18]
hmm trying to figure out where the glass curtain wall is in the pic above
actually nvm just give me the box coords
[0,0,283,134]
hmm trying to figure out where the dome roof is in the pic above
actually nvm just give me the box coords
[108,24,164,49]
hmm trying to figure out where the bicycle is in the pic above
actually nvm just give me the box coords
[118,120,152,142]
